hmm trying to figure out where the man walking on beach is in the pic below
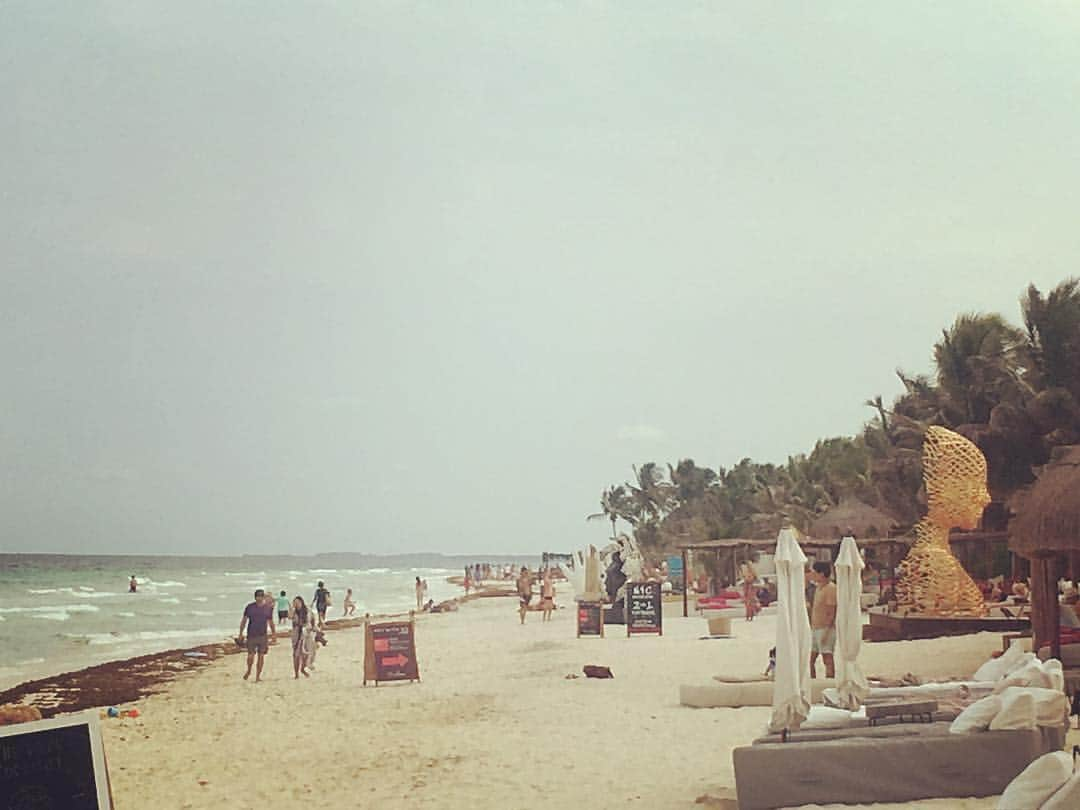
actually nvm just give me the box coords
[808,562,837,679]
[517,566,534,624]
[239,589,276,682]
[313,581,330,628]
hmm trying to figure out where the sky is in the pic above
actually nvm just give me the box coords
[3,2,1080,555]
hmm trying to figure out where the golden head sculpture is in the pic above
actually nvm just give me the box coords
[895,426,988,617]
[923,426,993,531]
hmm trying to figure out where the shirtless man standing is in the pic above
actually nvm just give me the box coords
[516,567,534,625]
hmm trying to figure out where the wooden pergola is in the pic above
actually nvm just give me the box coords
[676,535,911,617]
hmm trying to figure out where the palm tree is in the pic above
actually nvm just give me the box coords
[628,462,673,524]
[933,312,1025,425]
[667,459,719,503]
[1021,279,1080,398]
[586,485,636,540]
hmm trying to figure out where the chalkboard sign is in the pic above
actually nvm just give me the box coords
[0,711,113,809]
[364,616,420,685]
[626,581,663,636]
[577,601,604,638]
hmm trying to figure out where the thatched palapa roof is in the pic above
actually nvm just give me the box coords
[808,496,898,540]
[1010,445,1080,558]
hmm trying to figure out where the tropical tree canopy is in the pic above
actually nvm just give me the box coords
[589,277,1080,554]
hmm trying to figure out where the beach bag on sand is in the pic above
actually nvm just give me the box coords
[583,665,613,679]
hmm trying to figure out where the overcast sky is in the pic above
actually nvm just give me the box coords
[3,3,1079,555]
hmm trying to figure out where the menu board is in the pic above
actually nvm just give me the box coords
[0,711,113,809]
[364,618,420,685]
[626,581,663,636]
[576,601,604,638]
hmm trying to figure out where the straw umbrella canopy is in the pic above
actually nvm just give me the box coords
[1009,445,1080,657]
[834,535,869,709]
[769,527,812,734]
[809,497,897,540]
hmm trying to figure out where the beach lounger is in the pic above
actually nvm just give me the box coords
[733,722,1066,810]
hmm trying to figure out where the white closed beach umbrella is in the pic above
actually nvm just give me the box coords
[769,527,812,734]
[835,535,870,710]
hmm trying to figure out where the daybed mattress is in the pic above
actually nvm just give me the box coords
[733,722,1066,810]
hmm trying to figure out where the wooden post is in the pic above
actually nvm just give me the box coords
[682,549,689,618]
[1029,554,1060,658]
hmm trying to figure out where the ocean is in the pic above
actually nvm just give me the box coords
[0,553,522,691]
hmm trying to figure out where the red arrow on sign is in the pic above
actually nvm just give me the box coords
[381,654,409,667]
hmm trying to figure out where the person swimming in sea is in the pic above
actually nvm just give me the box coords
[129,575,138,593]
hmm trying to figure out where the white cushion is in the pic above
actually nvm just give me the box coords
[1043,768,1080,810]
[989,689,1036,730]
[801,705,863,730]
[997,686,1068,727]
[998,751,1072,810]
[975,642,1029,682]
[949,695,1002,734]
[1042,658,1065,692]
[993,659,1054,693]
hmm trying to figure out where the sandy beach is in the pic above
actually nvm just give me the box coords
[26,594,1057,810]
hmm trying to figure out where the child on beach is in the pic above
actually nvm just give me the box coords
[276,590,289,625]
[541,571,555,622]
[302,610,321,672]
[343,588,356,617]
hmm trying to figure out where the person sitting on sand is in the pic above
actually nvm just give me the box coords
[290,596,311,679]
[541,570,555,622]
[239,589,276,682]
[343,588,357,617]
